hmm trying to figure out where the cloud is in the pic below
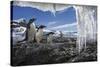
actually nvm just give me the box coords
[43,29,52,32]
[47,21,57,26]
[49,22,77,30]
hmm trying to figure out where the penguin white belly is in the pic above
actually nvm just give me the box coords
[28,23,36,42]
[36,31,43,44]
[47,35,53,44]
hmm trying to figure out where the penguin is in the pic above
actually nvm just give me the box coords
[27,18,36,42]
[35,25,46,44]
[47,32,55,44]
[59,31,63,38]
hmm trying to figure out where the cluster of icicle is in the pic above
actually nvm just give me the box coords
[13,1,97,53]
[74,6,97,52]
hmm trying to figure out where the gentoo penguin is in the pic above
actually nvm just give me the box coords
[59,31,63,38]
[27,18,36,42]
[47,32,55,44]
[35,25,46,44]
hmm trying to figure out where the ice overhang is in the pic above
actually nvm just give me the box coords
[13,1,73,16]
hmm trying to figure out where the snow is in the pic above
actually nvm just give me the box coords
[12,26,26,45]
[13,18,25,23]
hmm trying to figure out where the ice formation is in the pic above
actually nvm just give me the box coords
[13,1,71,16]
[74,6,97,52]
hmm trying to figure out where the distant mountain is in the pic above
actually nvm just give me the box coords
[43,29,77,38]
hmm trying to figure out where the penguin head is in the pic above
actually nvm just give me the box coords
[27,17,36,28]
[38,25,46,29]
[28,17,36,24]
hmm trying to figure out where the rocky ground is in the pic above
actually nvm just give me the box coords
[11,38,97,66]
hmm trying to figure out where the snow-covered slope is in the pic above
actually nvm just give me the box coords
[12,26,26,45]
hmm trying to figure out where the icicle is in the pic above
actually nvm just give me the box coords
[74,6,97,53]
[52,4,56,17]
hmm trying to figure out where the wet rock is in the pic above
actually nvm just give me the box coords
[11,41,97,66]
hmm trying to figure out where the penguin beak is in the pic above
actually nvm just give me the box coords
[33,18,36,21]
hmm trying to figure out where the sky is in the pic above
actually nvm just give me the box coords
[11,4,77,33]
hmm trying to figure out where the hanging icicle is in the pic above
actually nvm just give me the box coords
[74,6,97,53]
